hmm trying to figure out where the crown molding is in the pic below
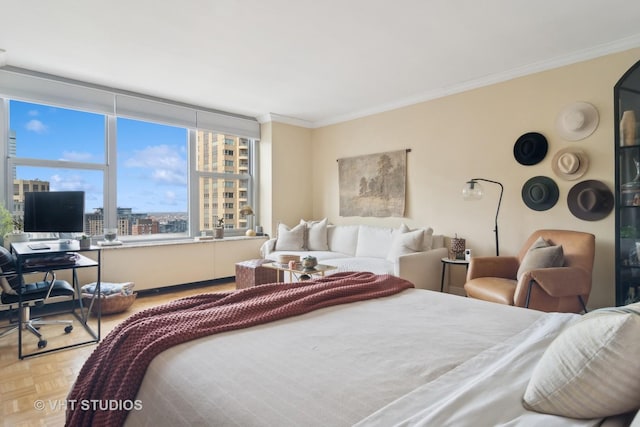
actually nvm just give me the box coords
[257,113,314,128]
[313,35,640,128]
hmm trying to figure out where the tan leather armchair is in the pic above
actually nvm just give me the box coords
[464,230,595,313]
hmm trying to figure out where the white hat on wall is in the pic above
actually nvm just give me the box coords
[555,102,599,141]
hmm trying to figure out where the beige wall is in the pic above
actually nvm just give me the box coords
[262,48,640,309]
[259,121,313,233]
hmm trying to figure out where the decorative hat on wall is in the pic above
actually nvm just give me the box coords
[521,176,559,211]
[551,148,589,181]
[555,102,599,141]
[567,180,613,221]
[514,132,548,165]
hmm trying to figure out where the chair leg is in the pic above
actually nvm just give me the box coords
[525,280,534,308]
[578,296,588,313]
[12,305,75,343]
[25,322,43,339]
[0,323,18,338]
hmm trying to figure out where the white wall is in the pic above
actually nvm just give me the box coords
[262,48,640,309]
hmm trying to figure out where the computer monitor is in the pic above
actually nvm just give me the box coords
[23,191,85,233]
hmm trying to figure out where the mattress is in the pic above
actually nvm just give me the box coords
[123,289,607,427]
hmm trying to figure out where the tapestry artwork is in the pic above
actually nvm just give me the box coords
[338,150,407,217]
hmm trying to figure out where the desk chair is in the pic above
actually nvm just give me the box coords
[0,247,75,349]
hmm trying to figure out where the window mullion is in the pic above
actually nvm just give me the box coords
[105,115,117,230]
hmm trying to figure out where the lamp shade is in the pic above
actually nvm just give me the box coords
[461,177,504,256]
[462,180,484,200]
[239,205,254,216]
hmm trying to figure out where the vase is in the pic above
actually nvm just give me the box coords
[449,237,466,260]
[214,228,224,239]
[621,110,637,146]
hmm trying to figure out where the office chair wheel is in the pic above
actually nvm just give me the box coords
[38,339,47,349]
[65,325,73,333]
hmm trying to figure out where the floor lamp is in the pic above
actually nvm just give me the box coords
[462,178,503,256]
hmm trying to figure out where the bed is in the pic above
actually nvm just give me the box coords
[66,272,639,427]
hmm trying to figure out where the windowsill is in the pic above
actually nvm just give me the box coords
[93,235,267,250]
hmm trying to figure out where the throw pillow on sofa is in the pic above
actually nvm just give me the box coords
[395,223,435,251]
[274,222,305,251]
[355,225,395,259]
[299,218,329,251]
[386,226,425,262]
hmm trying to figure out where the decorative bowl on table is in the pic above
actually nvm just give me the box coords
[301,256,318,271]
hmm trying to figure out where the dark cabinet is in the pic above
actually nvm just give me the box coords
[615,59,640,305]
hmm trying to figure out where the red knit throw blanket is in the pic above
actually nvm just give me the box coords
[66,272,413,426]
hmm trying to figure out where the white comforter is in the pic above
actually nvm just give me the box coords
[124,289,602,427]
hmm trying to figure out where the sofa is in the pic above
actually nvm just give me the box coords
[260,219,447,291]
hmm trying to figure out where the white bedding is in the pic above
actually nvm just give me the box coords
[124,289,603,427]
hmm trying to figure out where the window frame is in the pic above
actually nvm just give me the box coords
[0,70,260,242]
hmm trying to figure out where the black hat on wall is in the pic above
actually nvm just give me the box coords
[514,132,548,166]
[521,176,559,211]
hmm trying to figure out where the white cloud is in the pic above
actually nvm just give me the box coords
[25,119,48,133]
[152,169,186,185]
[28,109,39,116]
[50,174,94,192]
[125,144,187,185]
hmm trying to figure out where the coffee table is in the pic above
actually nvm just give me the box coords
[262,262,337,282]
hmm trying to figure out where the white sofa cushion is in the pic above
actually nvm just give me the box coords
[324,257,394,276]
[274,223,305,251]
[387,227,425,262]
[327,225,359,255]
[355,225,394,259]
[300,218,329,251]
[421,227,435,250]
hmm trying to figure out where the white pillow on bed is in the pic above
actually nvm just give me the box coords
[523,303,640,419]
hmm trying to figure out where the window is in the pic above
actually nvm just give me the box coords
[196,130,253,234]
[116,118,188,239]
[8,100,106,235]
[1,69,259,241]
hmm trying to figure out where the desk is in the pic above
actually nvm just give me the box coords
[440,257,469,293]
[12,240,101,359]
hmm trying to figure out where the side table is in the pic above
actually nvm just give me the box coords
[440,257,470,293]
[235,259,279,289]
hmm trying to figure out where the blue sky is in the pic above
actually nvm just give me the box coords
[10,100,188,213]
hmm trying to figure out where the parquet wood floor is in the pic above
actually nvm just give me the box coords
[0,281,236,427]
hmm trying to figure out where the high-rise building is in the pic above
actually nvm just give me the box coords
[196,131,251,231]
[12,179,50,216]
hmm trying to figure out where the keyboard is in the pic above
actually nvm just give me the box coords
[28,243,50,250]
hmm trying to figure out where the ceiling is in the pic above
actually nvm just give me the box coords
[1,0,640,128]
